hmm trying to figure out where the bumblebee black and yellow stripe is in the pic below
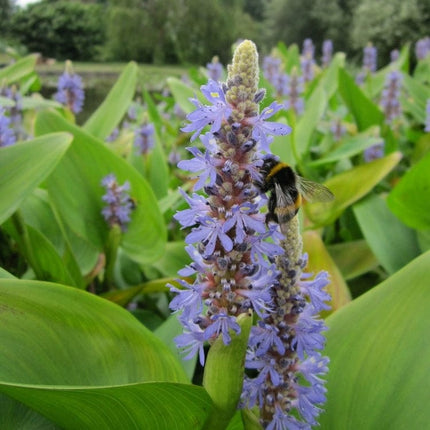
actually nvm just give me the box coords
[266,162,290,181]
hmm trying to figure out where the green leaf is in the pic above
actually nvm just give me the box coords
[135,88,169,199]
[0,268,15,279]
[1,382,212,430]
[319,52,345,100]
[295,86,326,160]
[387,150,430,230]
[308,132,382,166]
[154,315,197,382]
[320,252,430,430]
[0,54,37,85]
[338,68,384,130]
[83,62,138,140]
[400,72,430,124]
[306,152,402,226]
[4,220,79,286]
[17,189,84,287]
[0,279,187,385]
[150,241,190,277]
[327,240,379,280]
[0,279,214,428]
[35,110,166,264]
[303,230,351,313]
[354,195,420,274]
[167,77,200,114]
[0,133,72,225]
[203,312,252,430]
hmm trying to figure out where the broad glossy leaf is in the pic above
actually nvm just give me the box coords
[151,241,189,277]
[308,132,382,166]
[167,77,200,115]
[306,152,402,226]
[0,393,59,430]
[0,268,15,279]
[3,220,79,286]
[0,279,187,385]
[303,230,351,313]
[320,251,430,429]
[338,68,384,130]
[131,89,169,199]
[203,312,252,430]
[387,150,430,230]
[319,52,345,99]
[327,240,378,280]
[102,277,172,306]
[84,62,138,140]
[0,279,211,429]
[0,54,37,84]
[1,382,212,430]
[35,110,166,264]
[154,315,197,381]
[354,195,420,274]
[401,72,430,123]
[17,189,84,287]
[0,133,72,225]
[295,86,326,159]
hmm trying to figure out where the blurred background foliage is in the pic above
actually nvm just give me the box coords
[1,0,429,65]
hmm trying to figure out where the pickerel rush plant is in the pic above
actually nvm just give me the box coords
[170,39,331,429]
[54,60,85,114]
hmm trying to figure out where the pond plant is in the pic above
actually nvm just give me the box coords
[0,35,429,429]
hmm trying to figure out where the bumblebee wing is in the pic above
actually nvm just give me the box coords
[296,176,334,203]
[274,182,295,207]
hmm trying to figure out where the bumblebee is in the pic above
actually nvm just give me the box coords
[257,155,334,224]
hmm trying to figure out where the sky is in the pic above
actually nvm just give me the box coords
[15,0,41,7]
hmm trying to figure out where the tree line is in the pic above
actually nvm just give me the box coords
[1,0,429,65]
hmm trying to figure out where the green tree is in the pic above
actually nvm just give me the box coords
[10,0,105,60]
[350,0,430,63]
[0,0,13,33]
[311,0,362,56]
[263,0,326,52]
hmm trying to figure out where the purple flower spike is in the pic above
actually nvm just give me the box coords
[0,108,16,147]
[241,218,331,429]
[54,63,85,114]
[101,173,134,232]
[322,40,333,68]
[134,123,155,154]
[206,56,223,81]
[170,40,290,368]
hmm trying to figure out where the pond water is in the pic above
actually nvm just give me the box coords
[40,82,114,125]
